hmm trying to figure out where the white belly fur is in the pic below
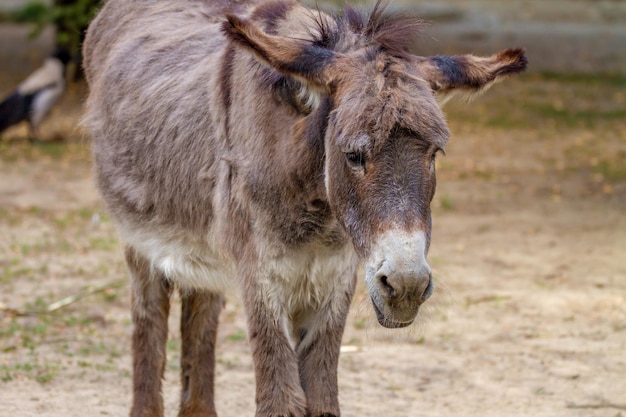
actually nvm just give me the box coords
[121,224,236,292]
[120,221,358,315]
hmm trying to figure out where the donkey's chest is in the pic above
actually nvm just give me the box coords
[257,241,358,314]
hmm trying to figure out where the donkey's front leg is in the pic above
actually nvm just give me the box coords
[243,279,307,417]
[126,246,173,417]
[297,289,354,417]
[179,290,224,417]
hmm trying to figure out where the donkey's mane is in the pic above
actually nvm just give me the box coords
[311,0,424,57]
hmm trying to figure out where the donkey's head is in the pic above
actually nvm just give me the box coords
[224,0,526,328]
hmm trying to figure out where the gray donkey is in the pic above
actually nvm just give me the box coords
[83,0,527,416]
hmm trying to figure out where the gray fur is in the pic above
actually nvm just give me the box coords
[83,1,526,416]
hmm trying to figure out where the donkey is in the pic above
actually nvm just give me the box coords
[83,0,526,416]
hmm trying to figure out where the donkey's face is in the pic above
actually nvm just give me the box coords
[224,2,527,328]
[323,55,449,327]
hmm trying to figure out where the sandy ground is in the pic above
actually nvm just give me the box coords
[1,54,626,417]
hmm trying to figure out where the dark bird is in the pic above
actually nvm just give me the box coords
[0,50,71,141]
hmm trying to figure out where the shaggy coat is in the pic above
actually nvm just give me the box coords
[83,1,526,416]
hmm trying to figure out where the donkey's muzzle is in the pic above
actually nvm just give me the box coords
[365,229,433,328]
[370,269,433,328]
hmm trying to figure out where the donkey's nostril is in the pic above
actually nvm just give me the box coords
[379,275,395,299]
[421,274,434,302]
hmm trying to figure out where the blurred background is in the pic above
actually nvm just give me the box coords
[0,1,624,417]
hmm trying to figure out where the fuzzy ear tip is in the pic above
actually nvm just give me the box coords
[498,48,528,73]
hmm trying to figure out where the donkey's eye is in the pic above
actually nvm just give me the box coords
[345,152,365,168]
[430,149,442,165]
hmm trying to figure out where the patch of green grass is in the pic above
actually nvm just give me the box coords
[345,337,361,346]
[0,358,60,384]
[447,71,626,130]
[0,214,21,226]
[525,103,626,128]
[26,206,44,216]
[77,360,92,368]
[63,315,99,327]
[0,319,21,339]
[97,264,110,276]
[464,295,510,308]
[35,364,59,384]
[0,141,90,163]
[167,358,181,372]
[56,238,75,253]
[227,330,247,342]
[108,349,122,359]
[353,318,367,330]
[52,215,72,230]
[9,1,49,23]
[78,341,110,356]
[167,339,180,352]
[18,243,32,256]
[100,290,119,303]
[76,359,116,373]
[0,265,35,284]
[89,237,119,251]
[613,323,626,332]
[535,71,626,88]
[483,114,528,129]
[439,194,455,211]
[481,101,626,129]
[33,142,71,159]
[412,336,426,345]
[217,356,239,368]
[52,208,100,230]
[75,207,96,220]
[10,238,77,257]
[24,296,51,312]
[94,363,116,372]
[593,158,626,182]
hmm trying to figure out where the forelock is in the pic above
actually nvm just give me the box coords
[286,0,424,57]
[333,66,449,152]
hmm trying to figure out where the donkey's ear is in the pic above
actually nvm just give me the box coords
[222,14,335,89]
[414,48,527,104]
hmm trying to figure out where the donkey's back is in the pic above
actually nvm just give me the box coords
[85,0,227,233]
[85,1,251,294]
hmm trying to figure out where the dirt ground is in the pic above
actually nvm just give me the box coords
[1,64,625,416]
